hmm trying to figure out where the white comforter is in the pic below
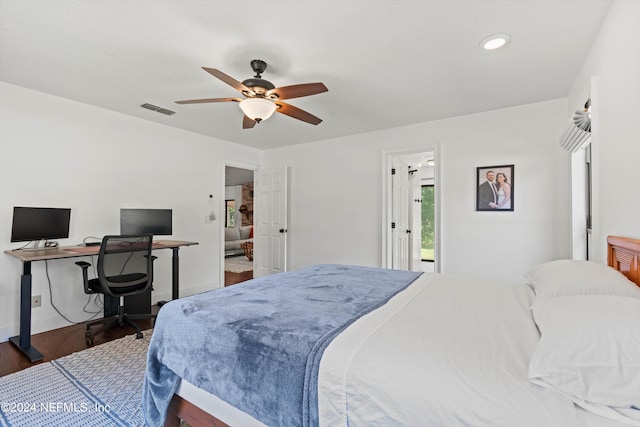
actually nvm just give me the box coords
[176,271,626,426]
[318,272,624,427]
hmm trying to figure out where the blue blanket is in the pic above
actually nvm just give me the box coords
[142,264,422,427]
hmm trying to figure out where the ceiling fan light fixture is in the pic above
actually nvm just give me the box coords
[176,60,327,128]
[239,98,277,122]
[480,33,511,50]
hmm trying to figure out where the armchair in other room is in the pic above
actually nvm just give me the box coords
[75,234,156,346]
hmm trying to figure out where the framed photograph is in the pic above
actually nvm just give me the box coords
[476,165,514,211]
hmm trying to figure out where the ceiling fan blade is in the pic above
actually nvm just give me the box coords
[266,83,328,100]
[275,102,323,125]
[243,115,256,129]
[175,97,241,104]
[202,67,255,96]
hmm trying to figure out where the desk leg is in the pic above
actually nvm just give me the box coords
[9,262,44,362]
[172,247,180,300]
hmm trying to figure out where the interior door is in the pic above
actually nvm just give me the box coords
[254,166,288,278]
[410,174,422,271]
[392,159,411,270]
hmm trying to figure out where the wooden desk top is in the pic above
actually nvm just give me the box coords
[5,239,198,262]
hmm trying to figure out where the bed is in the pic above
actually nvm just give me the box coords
[143,235,640,427]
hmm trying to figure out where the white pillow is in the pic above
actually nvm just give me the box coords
[529,295,640,412]
[524,260,640,298]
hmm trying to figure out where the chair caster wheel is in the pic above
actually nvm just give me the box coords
[85,330,94,346]
[136,331,143,340]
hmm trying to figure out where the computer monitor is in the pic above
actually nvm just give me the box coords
[120,208,172,236]
[11,206,72,243]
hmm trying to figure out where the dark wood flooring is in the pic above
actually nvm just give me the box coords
[1,270,252,377]
[225,269,253,287]
[0,311,157,377]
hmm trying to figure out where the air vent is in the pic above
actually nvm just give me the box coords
[141,103,175,116]
[559,99,591,153]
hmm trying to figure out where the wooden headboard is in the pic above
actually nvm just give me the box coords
[607,235,640,287]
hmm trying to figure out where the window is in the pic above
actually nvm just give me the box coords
[225,200,236,228]
[421,185,435,261]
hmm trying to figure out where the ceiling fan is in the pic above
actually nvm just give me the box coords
[176,59,328,129]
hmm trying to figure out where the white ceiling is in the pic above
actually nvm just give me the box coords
[0,0,611,150]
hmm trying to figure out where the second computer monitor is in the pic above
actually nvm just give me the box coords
[120,208,172,236]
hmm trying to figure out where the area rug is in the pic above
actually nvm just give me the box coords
[0,330,152,427]
[225,255,253,273]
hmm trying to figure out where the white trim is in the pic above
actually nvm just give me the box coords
[568,82,592,260]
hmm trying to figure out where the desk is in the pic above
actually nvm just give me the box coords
[4,239,198,362]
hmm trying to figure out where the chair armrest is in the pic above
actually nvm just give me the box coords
[144,255,158,274]
[75,261,93,294]
[145,255,158,288]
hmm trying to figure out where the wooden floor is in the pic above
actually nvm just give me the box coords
[1,270,252,378]
[225,269,253,287]
[0,311,157,377]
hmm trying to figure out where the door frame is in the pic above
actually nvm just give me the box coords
[569,85,593,261]
[221,160,259,288]
[382,144,441,272]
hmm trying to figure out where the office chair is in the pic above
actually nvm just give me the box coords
[75,234,156,346]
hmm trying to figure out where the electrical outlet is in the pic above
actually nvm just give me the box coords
[32,295,41,308]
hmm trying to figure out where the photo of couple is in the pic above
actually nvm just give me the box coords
[476,165,514,211]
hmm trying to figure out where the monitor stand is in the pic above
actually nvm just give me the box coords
[21,240,58,252]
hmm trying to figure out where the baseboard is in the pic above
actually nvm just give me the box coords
[151,281,220,305]
[0,282,221,342]
[0,325,14,343]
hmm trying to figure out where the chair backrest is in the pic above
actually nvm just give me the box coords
[96,234,154,294]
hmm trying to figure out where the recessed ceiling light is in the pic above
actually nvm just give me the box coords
[480,33,511,50]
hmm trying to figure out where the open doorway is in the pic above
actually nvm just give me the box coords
[384,148,439,273]
[224,165,255,286]
[421,182,435,270]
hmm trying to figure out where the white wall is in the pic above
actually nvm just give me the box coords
[568,0,640,262]
[263,99,570,281]
[0,82,260,340]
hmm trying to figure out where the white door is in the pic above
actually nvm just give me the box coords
[254,166,288,277]
[392,159,411,270]
[410,174,422,271]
